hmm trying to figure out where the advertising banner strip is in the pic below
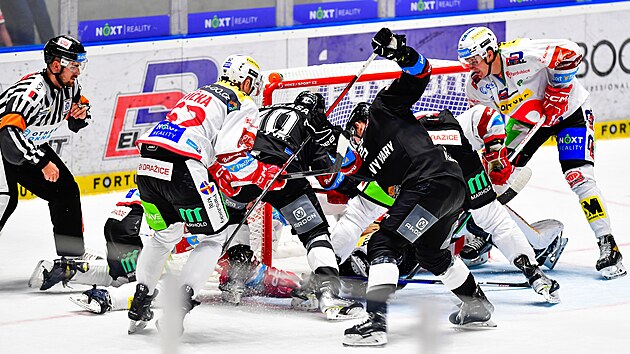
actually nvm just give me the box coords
[294,1,378,25]
[495,0,574,9]
[395,0,478,17]
[188,7,276,34]
[78,15,170,42]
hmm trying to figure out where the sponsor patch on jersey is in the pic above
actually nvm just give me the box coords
[137,158,173,181]
[506,51,526,66]
[428,130,462,146]
[109,205,132,221]
[201,182,229,230]
[397,204,438,243]
[148,121,185,142]
[199,181,215,195]
[557,128,587,160]
[186,139,201,154]
[580,196,606,222]
[225,154,255,173]
[552,69,577,84]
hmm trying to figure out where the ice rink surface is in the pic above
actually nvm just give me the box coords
[1,140,629,354]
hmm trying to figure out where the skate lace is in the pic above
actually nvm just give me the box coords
[599,241,612,259]
[468,236,487,251]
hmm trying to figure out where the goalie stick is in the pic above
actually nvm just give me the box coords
[222,53,377,254]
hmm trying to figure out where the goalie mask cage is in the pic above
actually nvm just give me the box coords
[250,58,470,266]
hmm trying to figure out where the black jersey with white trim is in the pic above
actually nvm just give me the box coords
[253,103,331,171]
[0,70,84,167]
[352,71,464,190]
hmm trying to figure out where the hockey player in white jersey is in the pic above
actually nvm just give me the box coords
[128,54,285,335]
[457,27,625,279]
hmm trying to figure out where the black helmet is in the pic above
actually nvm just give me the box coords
[345,102,370,131]
[44,35,87,65]
[294,91,325,115]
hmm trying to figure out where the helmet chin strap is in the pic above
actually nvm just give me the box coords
[482,49,497,76]
[49,65,70,88]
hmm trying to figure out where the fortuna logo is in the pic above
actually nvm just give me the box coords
[498,89,534,115]
[368,141,394,175]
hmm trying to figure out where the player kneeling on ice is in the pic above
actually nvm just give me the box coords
[35,188,300,315]
[305,28,496,347]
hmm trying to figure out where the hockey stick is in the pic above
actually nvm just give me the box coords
[342,275,529,288]
[507,115,545,163]
[496,166,532,204]
[222,53,376,254]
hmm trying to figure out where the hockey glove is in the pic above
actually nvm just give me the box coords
[208,162,241,197]
[303,109,340,148]
[543,85,572,126]
[372,28,406,61]
[247,161,286,191]
[483,144,514,186]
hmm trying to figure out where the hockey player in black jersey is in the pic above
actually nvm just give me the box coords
[0,35,92,290]
[303,28,496,346]
[226,92,364,320]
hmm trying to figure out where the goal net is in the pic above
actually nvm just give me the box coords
[249,58,470,266]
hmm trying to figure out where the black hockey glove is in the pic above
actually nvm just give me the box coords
[371,28,406,61]
[371,28,419,68]
[303,110,338,148]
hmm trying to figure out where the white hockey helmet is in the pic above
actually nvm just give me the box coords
[220,54,263,96]
[457,27,498,61]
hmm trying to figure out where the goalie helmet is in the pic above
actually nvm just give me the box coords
[457,27,498,61]
[220,54,263,96]
[44,35,87,69]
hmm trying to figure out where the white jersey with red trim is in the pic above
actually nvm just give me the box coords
[136,80,260,173]
[466,38,589,126]
[415,105,505,152]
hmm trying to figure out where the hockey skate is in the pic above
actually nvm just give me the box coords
[532,219,567,270]
[290,274,320,311]
[156,285,200,337]
[128,284,158,334]
[596,235,627,280]
[218,245,253,305]
[28,257,89,290]
[69,285,112,314]
[449,285,496,328]
[318,278,365,320]
[514,255,560,304]
[343,311,387,347]
[459,220,492,261]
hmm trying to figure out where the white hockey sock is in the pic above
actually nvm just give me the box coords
[179,239,223,297]
[472,201,536,264]
[438,257,470,290]
[565,165,613,237]
[71,259,113,286]
[306,234,339,272]
[367,262,399,291]
[136,223,185,294]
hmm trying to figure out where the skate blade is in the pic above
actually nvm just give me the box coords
[342,332,387,347]
[454,319,497,329]
[28,260,52,289]
[324,306,366,321]
[221,290,244,305]
[128,319,148,335]
[544,237,568,270]
[541,289,561,304]
[601,263,627,280]
[69,295,105,314]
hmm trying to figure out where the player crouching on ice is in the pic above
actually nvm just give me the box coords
[304,27,497,347]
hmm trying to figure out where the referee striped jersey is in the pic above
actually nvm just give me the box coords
[0,70,84,167]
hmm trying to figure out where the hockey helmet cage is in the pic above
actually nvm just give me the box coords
[457,27,498,61]
[221,54,263,96]
[294,91,326,116]
[44,35,87,68]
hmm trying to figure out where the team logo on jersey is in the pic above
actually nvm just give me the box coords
[199,181,215,195]
[506,51,526,66]
[498,89,534,115]
[63,99,72,115]
[581,196,606,222]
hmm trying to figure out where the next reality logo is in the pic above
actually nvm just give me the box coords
[308,6,362,20]
[95,23,153,37]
